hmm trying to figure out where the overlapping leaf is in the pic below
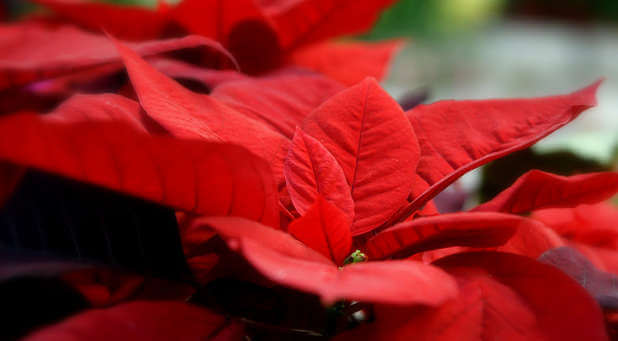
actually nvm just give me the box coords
[284,129,354,218]
[303,78,421,235]
[337,252,609,341]
[290,40,404,85]
[473,170,618,214]
[0,95,279,226]
[287,196,352,265]
[0,22,237,91]
[365,212,523,259]
[114,39,289,182]
[199,216,458,306]
[393,81,601,223]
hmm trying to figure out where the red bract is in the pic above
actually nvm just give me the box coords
[26,0,399,77]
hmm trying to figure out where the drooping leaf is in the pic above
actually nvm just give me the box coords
[0,106,279,226]
[337,252,609,341]
[263,0,396,50]
[0,22,237,91]
[303,78,421,235]
[288,196,352,265]
[393,81,601,224]
[284,129,354,219]
[473,170,618,214]
[113,39,289,182]
[23,301,228,341]
[290,40,404,85]
[199,216,458,306]
[31,0,171,40]
[365,212,522,259]
[539,246,618,309]
[211,73,343,138]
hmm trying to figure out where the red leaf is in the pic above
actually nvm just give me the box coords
[473,170,618,214]
[290,40,404,85]
[212,73,344,138]
[31,0,170,40]
[200,216,458,305]
[263,0,396,50]
[365,212,522,259]
[532,203,618,250]
[0,100,279,226]
[150,58,248,89]
[303,78,421,235]
[113,39,289,181]
[337,252,608,341]
[284,129,354,218]
[287,196,352,264]
[494,219,565,259]
[394,81,601,223]
[0,22,237,91]
[23,301,228,340]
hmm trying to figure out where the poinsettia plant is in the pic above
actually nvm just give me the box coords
[1,0,617,340]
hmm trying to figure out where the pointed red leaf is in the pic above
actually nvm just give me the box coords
[303,78,420,235]
[290,40,404,85]
[113,39,289,181]
[0,101,279,226]
[284,129,354,218]
[287,196,352,264]
[200,216,458,305]
[24,301,227,340]
[0,22,237,91]
[338,252,608,341]
[365,212,523,259]
[31,0,170,40]
[473,170,618,214]
[211,74,343,138]
[263,0,396,50]
[394,81,601,223]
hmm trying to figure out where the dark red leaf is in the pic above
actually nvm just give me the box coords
[337,252,608,341]
[365,212,522,259]
[284,129,353,218]
[473,170,618,214]
[23,301,228,340]
[211,73,343,138]
[287,196,352,265]
[303,78,421,235]
[0,101,279,225]
[114,39,289,182]
[263,0,396,50]
[290,40,404,85]
[199,216,458,305]
[393,80,601,224]
[0,22,237,91]
[0,162,24,207]
[31,0,170,40]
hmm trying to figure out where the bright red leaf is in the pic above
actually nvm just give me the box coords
[211,73,343,138]
[337,252,608,341]
[287,196,352,265]
[31,0,171,40]
[473,170,618,214]
[113,39,289,181]
[263,0,397,50]
[284,129,354,218]
[290,40,404,85]
[365,212,524,259]
[0,97,279,226]
[0,22,237,91]
[198,216,458,306]
[393,80,601,224]
[23,301,228,340]
[303,78,421,235]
